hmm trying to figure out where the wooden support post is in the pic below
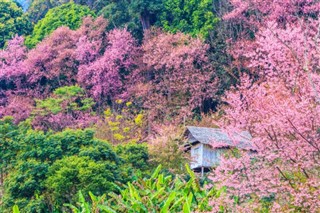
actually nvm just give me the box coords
[201,167,204,178]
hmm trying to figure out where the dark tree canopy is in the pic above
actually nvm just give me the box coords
[98,0,164,40]
[160,0,219,37]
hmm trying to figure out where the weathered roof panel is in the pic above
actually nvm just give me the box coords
[185,126,255,151]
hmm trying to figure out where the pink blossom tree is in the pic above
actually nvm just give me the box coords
[77,28,139,105]
[0,17,111,124]
[0,96,34,124]
[0,36,28,97]
[75,17,109,64]
[0,36,27,83]
[211,74,320,211]
[210,2,320,211]
[224,0,320,26]
[25,26,79,98]
[0,36,33,122]
[24,16,109,100]
[132,31,218,122]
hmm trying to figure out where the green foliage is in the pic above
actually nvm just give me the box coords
[32,86,96,131]
[160,0,219,37]
[27,0,100,23]
[99,0,163,40]
[0,0,32,48]
[25,2,95,48]
[45,155,120,209]
[66,164,217,212]
[0,117,28,186]
[98,1,141,38]
[26,0,52,23]
[0,119,151,212]
[64,191,108,213]
[34,86,94,115]
[3,159,49,212]
[115,143,151,180]
[12,205,20,213]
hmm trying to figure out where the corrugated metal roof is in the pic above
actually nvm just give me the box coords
[185,126,255,151]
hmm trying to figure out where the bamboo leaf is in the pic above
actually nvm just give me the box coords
[160,191,176,213]
[151,187,165,200]
[182,193,193,213]
[89,191,97,202]
[98,205,117,213]
[169,197,184,210]
[12,205,20,213]
[151,165,162,179]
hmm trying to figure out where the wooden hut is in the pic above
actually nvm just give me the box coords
[184,126,255,176]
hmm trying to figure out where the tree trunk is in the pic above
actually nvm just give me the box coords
[140,13,151,31]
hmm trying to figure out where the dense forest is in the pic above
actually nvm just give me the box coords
[0,0,320,212]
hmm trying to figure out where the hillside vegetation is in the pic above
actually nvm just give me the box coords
[1,0,320,212]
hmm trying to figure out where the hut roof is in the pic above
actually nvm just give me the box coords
[185,126,255,151]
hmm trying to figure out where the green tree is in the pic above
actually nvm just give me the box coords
[0,121,151,212]
[26,0,53,23]
[160,0,219,37]
[1,128,119,212]
[98,0,141,38]
[0,0,32,48]
[127,0,164,30]
[0,117,28,193]
[98,0,164,40]
[45,155,120,209]
[26,0,100,24]
[115,143,151,180]
[25,2,95,48]
[3,159,49,212]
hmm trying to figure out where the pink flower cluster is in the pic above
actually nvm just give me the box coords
[211,2,320,211]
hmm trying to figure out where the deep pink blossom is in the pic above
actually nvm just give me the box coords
[77,28,138,103]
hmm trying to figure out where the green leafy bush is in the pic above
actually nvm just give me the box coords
[66,164,219,212]
[0,0,32,48]
[25,2,95,48]
[0,119,151,212]
[160,0,219,38]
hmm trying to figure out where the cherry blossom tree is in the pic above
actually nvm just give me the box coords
[25,26,79,98]
[77,28,139,105]
[132,31,218,122]
[211,73,320,211]
[224,0,320,26]
[210,2,320,211]
[0,96,34,124]
[0,17,110,124]
[0,36,32,123]
[0,36,27,83]
[75,17,109,65]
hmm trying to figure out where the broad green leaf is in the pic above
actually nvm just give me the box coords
[98,205,117,213]
[151,165,162,179]
[160,191,176,213]
[12,205,20,213]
